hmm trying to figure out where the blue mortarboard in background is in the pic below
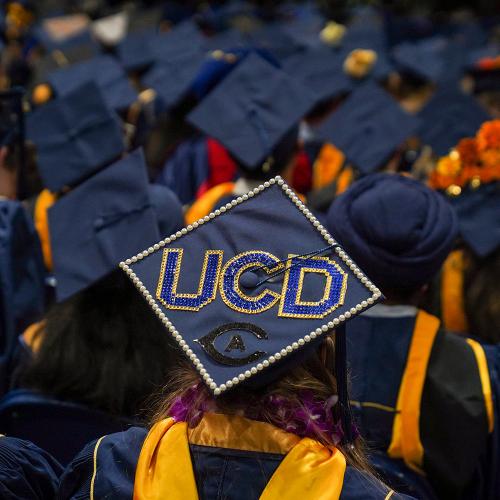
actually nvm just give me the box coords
[204,28,249,52]
[121,177,382,395]
[49,149,160,302]
[33,17,93,52]
[26,82,125,192]
[418,85,490,156]
[150,21,206,65]
[141,49,206,109]
[392,37,446,82]
[116,31,159,72]
[316,82,420,174]
[450,184,500,258]
[47,55,138,111]
[187,53,316,170]
[464,45,500,93]
[148,184,185,238]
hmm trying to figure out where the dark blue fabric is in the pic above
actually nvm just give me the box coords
[58,426,414,499]
[48,55,138,111]
[155,137,209,206]
[347,314,415,450]
[449,183,500,258]
[316,83,420,174]
[391,37,446,82]
[26,81,125,192]
[147,184,185,238]
[48,149,160,302]
[0,436,62,500]
[187,53,316,170]
[0,389,137,466]
[0,201,45,394]
[326,173,458,293]
[418,85,490,156]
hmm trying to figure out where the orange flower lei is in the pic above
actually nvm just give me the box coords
[428,119,500,194]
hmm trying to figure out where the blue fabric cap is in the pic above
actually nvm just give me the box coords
[391,37,445,82]
[26,82,125,192]
[121,178,382,394]
[142,49,206,109]
[148,184,185,239]
[116,31,158,72]
[187,53,316,170]
[49,149,160,302]
[326,173,458,293]
[450,184,500,258]
[418,85,490,156]
[316,83,420,174]
[47,55,138,111]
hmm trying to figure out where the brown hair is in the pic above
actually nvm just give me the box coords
[149,335,373,473]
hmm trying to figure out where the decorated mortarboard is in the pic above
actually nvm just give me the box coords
[418,85,490,156]
[91,11,129,46]
[450,184,500,258]
[464,45,500,93]
[187,53,316,171]
[120,176,382,395]
[316,82,420,174]
[49,149,160,302]
[47,55,138,111]
[391,37,446,83]
[26,82,124,192]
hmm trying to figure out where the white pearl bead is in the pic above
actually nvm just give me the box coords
[304,335,311,342]
[244,370,251,378]
[345,311,351,318]
[367,297,374,304]
[298,339,305,346]
[321,325,329,332]
[310,332,317,339]
[209,212,215,219]
[209,382,216,390]
[220,207,226,213]
[292,342,299,349]
[242,194,248,200]
[269,356,276,364]
[275,353,282,360]
[339,315,345,322]
[231,199,238,206]
[264,181,270,188]
[238,374,245,381]
[315,328,322,335]
[226,380,233,388]
[350,307,357,314]
[250,367,257,374]
[232,377,239,384]
[263,360,269,367]
[333,318,340,325]
[220,384,227,392]
[248,191,254,197]
[257,364,264,371]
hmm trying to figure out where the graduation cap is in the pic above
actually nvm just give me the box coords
[47,55,138,111]
[391,37,445,83]
[465,45,500,93]
[116,31,159,72]
[150,21,206,65]
[26,81,125,193]
[91,11,129,46]
[418,85,490,156]
[450,184,500,258]
[120,176,382,398]
[141,49,206,109]
[316,82,420,174]
[187,53,316,171]
[49,149,160,302]
[33,14,91,51]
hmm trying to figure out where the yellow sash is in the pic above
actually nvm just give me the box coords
[185,182,236,225]
[441,250,468,334]
[388,310,440,473]
[34,189,57,270]
[133,413,346,500]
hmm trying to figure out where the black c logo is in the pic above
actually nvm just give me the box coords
[195,322,268,366]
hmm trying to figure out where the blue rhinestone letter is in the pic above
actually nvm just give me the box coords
[156,248,223,311]
[278,255,347,318]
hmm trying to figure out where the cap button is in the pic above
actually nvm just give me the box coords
[239,270,260,289]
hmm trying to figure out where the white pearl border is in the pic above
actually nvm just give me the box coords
[119,176,382,396]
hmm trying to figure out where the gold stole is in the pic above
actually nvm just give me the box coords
[133,413,346,500]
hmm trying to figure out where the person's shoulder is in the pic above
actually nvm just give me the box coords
[342,466,415,499]
[58,426,147,500]
[0,435,63,499]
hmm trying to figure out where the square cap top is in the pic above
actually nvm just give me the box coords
[418,85,490,156]
[392,37,446,83]
[120,177,382,395]
[316,82,420,174]
[48,55,138,111]
[187,53,316,170]
[49,149,160,302]
[450,184,500,258]
[26,81,125,192]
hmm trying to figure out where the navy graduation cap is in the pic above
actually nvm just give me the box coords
[187,53,316,171]
[49,149,160,302]
[26,81,125,192]
[450,184,500,258]
[47,55,138,111]
[316,82,420,174]
[418,85,490,156]
[120,177,382,395]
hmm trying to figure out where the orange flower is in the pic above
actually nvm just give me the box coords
[456,138,479,167]
[476,120,500,151]
[436,155,461,177]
